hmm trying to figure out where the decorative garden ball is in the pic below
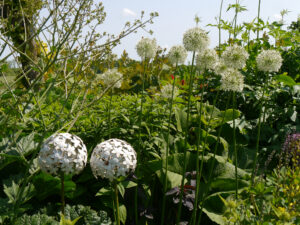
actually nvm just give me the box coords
[90,139,137,181]
[38,133,88,175]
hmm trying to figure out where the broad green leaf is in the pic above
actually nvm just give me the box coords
[174,107,187,132]
[3,180,35,205]
[117,183,125,198]
[96,187,112,197]
[33,172,76,200]
[121,180,137,189]
[275,74,296,86]
[155,169,187,189]
[119,204,127,225]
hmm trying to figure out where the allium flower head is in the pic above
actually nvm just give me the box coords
[99,68,123,89]
[161,84,179,99]
[221,45,249,69]
[90,139,137,181]
[214,60,227,76]
[136,37,158,59]
[183,27,210,52]
[38,133,87,175]
[168,45,187,65]
[196,48,218,72]
[256,49,283,72]
[220,68,244,92]
[282,133,300,167]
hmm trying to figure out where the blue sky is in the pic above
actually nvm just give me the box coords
[100,0,299,60]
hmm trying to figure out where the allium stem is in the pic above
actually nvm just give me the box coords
[197,92,232,224]
[251,79,267,185]
[232,91,238,199]
[60,172,65,216]
[191,70,207,225]
[192,87,221,225]
[108,89,113,139]
[135,57,148,224]
[114,182,121,225]
[161,64,178,225]
[176,51,196,225]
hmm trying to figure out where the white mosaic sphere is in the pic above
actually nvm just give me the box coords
[90,139,137,181]
[38,133,87,175]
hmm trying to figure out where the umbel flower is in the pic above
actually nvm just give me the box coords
[136,37,158,59]
[220,68,244,92]
[196,48,218,72]
[90,139,137,181]
[221,45,249,69]
[38,133,87,175]
[256,49,283,72]
[99,68,123,89]
[168,45,188,65]
[183,27,210,52]
[214,61,227,76]
[161,84,179,99]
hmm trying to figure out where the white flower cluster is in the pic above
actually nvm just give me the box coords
[38,133,87,175]
[196,48,218,72]
[168,45,188,65]
[221,45,249,69]
[256,49,283,72]
[90,139,137,181]
[161,84,179,99]
[99,68,123,89]
[220,68,244,92]
[214,61,228,76]
[136,37,158,59]
[183,27,210,52]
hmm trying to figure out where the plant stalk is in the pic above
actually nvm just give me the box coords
[61,172,65,216]
[114,182,120,225]
[176,51,196,225]
[161,64,178,225]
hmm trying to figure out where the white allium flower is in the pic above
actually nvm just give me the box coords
[90,139,137,181]
[221,45,249,69]
[214,60,227,76]
[220,68,244,92]
[196,48,218,72]
[161,84,179,99]
[99,68,123,89]
[168,45,188,65]
[183,27,210,52]
[38,133,87,175]
[136,37,158,59]
[256,49,283,72]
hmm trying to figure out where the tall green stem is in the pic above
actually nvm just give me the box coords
[176,51,196,225]
[251,79,267,185]
[232,91,238,199]
[60,172,65,216]
[256,0,262,40]
[135,57,148,224]
[114,182,120,225]
[192,88,221,225]
[191,71,206,225]
[197,92,232,224]
[108,89,113,139]
[161,64,178,225]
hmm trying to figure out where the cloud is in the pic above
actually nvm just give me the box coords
[122,8,137,17]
